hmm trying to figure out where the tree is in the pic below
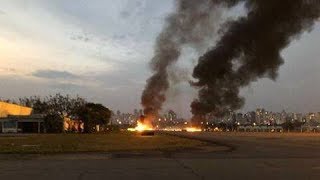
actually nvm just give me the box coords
[19,94,86,133]
[282,121,294,131]
[46,94,86,117]
[19,96,49,114]
[44,113,64,133]
[116,110,121,118]
[77,103,111,133]
[14,94,113,133]
[168,110,177,120]
[19,94,86,117]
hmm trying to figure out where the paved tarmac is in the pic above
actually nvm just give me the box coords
[1,132,320,180]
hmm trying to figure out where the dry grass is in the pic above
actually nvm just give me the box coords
[0,132,204,154]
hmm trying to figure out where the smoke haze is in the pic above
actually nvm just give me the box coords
[191,0,320,120]
[141,0,320,121]
[141,0,238,117]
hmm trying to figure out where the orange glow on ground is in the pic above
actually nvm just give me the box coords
[162,128,182,132]
[135,121,154,132]
[127,118,154,132]
[185,127,202,132]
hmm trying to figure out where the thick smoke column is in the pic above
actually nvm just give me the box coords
[191,0,320,120]
[141,0,239,118]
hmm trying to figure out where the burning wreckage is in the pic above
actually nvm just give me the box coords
[127,115,155,136]
[127,115,202,135]
[139,0,320,125]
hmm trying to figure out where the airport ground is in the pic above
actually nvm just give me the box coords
[1,132,320,180]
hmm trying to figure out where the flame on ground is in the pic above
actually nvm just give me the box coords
[128,120,154,132]
[163,128,182,132]
[185,127,202,132]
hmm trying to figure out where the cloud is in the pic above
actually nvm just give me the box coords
[32,70,78,79]
[50,82,83,91]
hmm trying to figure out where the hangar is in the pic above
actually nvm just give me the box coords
[0,101,44,133]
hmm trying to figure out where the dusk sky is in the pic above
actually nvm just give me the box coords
[1,0,320,118]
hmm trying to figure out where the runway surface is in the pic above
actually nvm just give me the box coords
[1,132,320,180]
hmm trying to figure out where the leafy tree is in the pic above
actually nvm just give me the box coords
[19,94,86,133]
[167,110,177,120]
[19,96,49,114]
[46,94,86,117]
[77,103,111,133]
[134,109,138,116]
[282,121,294,131]
[19,94,86,117]
[44,113,64,133]
[16,94,112,133]
[116,110,121,117]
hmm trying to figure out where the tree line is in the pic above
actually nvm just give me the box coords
[17,93,111,133]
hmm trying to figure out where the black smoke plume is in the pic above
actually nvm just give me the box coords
[141,0,239,118]
[191,0,320,121]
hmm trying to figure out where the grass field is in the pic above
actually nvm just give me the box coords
[0,132,205,154]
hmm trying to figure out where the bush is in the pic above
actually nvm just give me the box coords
[44,114,64,133]
[77,103,111,133]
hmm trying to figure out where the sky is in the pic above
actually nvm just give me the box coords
[0,0,320,118]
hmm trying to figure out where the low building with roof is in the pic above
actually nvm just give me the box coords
[0,101,44,133]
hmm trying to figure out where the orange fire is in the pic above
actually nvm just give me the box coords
[128,117,154,132]
[185,127,202,132]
